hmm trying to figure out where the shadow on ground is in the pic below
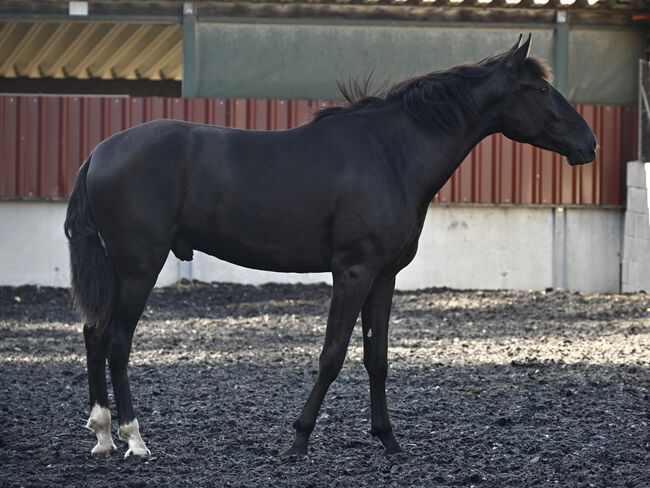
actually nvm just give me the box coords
[1,283,648,487]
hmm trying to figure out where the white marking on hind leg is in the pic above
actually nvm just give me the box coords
[85,403,117,458]
[118,419,151,459]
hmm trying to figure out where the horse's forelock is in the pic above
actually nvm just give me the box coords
[524,57,555,84]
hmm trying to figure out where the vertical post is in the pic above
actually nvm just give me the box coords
[182,2,198,98]
[640,59,644,162]
[552,206,567,290]
[553,11,569,97]
[179,260,193,282]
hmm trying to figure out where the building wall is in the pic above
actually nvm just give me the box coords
[622,162,650,292]
[0,95,635,206]
[0,201,622,293]
[398,206,622,292]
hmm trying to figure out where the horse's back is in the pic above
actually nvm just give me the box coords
[84,118,414,273]
[84,120,342,272]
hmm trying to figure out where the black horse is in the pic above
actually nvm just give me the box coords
[64,35,596,459]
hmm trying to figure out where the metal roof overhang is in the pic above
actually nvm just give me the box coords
[1,1,649,20]
[0,21,181,80]
[0,1,647,97]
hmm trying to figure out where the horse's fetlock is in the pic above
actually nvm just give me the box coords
[370,424,393,437]
[293,419,315,435]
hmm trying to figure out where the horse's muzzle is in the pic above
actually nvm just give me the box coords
[568,149,596,166]
[568,136,597,166]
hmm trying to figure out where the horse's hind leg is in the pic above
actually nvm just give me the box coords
[361,277,403,456]
[105,244,168,459]
[84,325,116,457]
[107,269,160,459]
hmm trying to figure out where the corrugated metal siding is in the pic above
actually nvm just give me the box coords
[435,105,636,206]
[0,95,635,205]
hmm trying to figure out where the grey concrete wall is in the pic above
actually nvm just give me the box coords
[564,208,624,293]
[400,206,553,290]
[622,162,650,292]
[396,206,622,292]
[0,202,70,287]
[0,201,622,292]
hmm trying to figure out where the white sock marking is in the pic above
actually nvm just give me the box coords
[86,403,116,457]
[118,419,151,459]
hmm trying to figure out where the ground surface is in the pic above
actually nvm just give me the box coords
[0,283,648,487]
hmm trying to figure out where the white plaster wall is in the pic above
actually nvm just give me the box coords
[192,252,331,286]
[565,208,624,293]
[0,201,70,287]
[397,206,554,290]
[0,201,180,287]
[622,161,650,292]
[0,201,622,292]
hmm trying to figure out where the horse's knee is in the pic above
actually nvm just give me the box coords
[364,356,388,381]
[318,363,340,385]
[318,349,346,384]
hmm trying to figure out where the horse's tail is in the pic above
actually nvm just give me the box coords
[64,154,115,334]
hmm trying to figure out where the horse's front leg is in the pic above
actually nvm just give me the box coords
[283,264,375,458]
[361,277,403,456]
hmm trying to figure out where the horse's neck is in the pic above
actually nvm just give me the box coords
[394,107,497,206]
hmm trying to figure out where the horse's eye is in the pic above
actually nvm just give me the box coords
[540,84,549,93]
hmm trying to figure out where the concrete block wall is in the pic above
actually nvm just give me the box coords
[0,201,623,293]
[622,161,650,292]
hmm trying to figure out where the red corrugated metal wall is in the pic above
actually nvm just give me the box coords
[0,95,636,205]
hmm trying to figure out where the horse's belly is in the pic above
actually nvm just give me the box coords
[185,223,333,273]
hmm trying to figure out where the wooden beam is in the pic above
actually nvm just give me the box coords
[91,24,153,79]
[0,77,181,97]
[42,23,99,78]
[158,39,183,80]
[115,25,179,79]
[0,23,44,76]
[20,23,72,78]
[138,36,182,80]
[0,22,18,50]
[66,23,129,78]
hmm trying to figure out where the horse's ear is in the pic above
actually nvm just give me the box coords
[510,34,523,52]
[505,33,531,72]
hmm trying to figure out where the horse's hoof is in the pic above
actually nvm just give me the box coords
[281,445,308,460]
[383,445,407,459]
[124,446,151,459]
[118,419,151,459]
[90,441,117,458]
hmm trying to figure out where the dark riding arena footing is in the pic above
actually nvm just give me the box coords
[1,282,648,487]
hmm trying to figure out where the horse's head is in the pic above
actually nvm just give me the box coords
[492,35,597,166]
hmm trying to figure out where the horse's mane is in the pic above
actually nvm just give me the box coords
[313,53,554,132]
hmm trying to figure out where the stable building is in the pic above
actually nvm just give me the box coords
[0,0,648,291]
